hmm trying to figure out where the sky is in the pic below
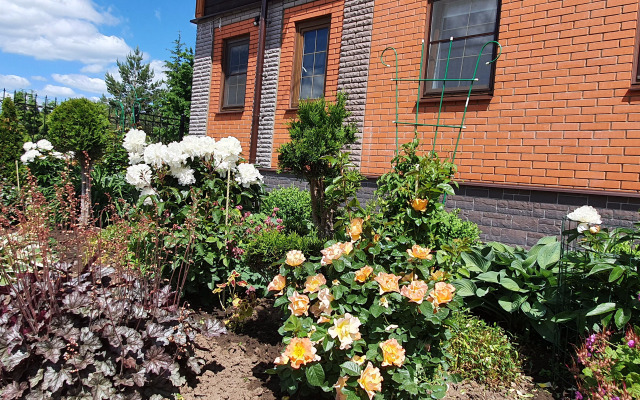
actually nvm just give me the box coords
[0,0,197,102]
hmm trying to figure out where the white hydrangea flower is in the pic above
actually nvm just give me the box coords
[23,141,36,151]
[125,164,153,189]
[170,166,196,186]
[213,136,242,173]
[234,163,263,188]
[199,136,217,161]
[143,143,168,169]
[179,135,212,160]
[36,139,53,151]
[128,152,144,165]
[140,186,157,206]
[21,149,41,164]
[123,129,147,154]
[567,205,602,233]
[164,141,189,168]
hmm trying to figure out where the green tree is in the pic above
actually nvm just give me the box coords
[48,98,110,225]
[277,93,359,237]
[105,46,163,121]
[0,97,24,183]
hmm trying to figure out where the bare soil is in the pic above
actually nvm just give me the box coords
[179,300,556,400]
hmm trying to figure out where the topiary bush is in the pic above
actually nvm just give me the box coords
[428,208,480,250]
[262,186,312,235]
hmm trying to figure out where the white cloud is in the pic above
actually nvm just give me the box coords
[52,74,107,94]
[154,9,161,21]
[41,85,76,99]
[0,74,31,90]
[0,0,131,66]
[31,76,47,82]
[149,59,167,84]
[80,64,105,74]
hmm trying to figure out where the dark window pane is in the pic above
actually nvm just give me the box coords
[300,77,312,99]
[311,75,325,98]
[224,39,249,107]
[302,54,314,77]
[315,27,329,52]
[314,52,327,76]
[303,30,316,53]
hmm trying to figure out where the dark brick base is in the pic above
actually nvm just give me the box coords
[261,171,640,248]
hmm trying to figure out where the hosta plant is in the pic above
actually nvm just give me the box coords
[268,217,462,400]
[0,261,226,400]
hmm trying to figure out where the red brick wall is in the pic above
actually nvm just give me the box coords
[207,19,259,157]
[362,0,640,194]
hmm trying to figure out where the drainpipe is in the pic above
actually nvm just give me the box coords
[249,0,268,164]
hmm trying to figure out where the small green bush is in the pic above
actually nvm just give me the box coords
[446,311,523,388]
[429,208,480,249]
[262,186,312,235]
[244,229,323,277]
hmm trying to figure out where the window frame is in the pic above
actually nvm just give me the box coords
[221,35,250,110]
[422,0,502,100]
[632,6,640,88]
[290,16,331,108]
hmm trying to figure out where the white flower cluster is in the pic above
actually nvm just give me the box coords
[20,139,73,164]
[567,205,602,233]
[123,129,262,204]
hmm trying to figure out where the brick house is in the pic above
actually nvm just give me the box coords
[189,0,640,246]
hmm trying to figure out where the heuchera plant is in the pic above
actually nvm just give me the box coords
[268,216,462,399]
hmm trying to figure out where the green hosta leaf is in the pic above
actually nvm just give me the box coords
[521,301,547,320]
[499,277,526,293]
[614,308,631,329]
[536,242,560,269]
[451,279,476,297]
[585,302,616,317]
[498,294,526,313]
[305,363,325,387]
[340,361,361,377]
[476,287,491,297]
[587,263,614,277]
[551,311,578,323]
[608,266,624,282]
[461,251,490,272]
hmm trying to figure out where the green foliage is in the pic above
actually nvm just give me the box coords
[262,186,313,235]
[0,97,24,183]
[428,208,480,250]
[277,92,361,237]
[446,311,523,388]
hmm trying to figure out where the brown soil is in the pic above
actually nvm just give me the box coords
[179,300,556,400]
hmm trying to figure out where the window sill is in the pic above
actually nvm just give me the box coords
[216,107,245,114]
[629,83,640,91]
[420,90,493,103]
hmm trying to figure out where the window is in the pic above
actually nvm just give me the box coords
[223,37,249,108]
[291,18,330,107]
[424,0,500,95]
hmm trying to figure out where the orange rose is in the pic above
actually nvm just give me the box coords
[430,270,446,282]
[267,274,286,296]
[411,198,428,212]
[379,338,406,367]
[321,242,344,265]
[427,281,456,308]
[354,265,373,283]
[374,272,401,295]
[274,337,320,369]
[288,291,310,316]
[304,273,326,293]
[341,241,353,255]
[285,250,306,267]
[400,280,429,304]
[406,244,433,260]
[357,362,383,400]
[348,218,364,241]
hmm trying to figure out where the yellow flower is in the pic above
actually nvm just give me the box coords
[354,265,373,283]
[400,280,429,304]
[288,291,310,316]
[357,362,383,400]
[411,198,428,212]
[328,313,362,350]
[406,244,433,260]
[430,270,446,282]
[267,274,286,296]
[427,281,456,308]
[274,337,320,369]
[351,354,367,366]
[374,272,401,295]
[334,376,349,400]
[342,241,353,255]
[317,287,334,314]
[304,273,326,293]
[285,250,306,266]
[348,218,364,241]
[379,338,405,367]
[379,296,389,308]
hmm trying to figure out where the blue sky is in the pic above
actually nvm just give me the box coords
[0,0,197,102]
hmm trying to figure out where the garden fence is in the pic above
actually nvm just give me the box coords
[1,89,57,140]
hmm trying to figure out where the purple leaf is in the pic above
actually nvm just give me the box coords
[1,348,29,371]
[115,326,144,356]
[42,365,73,393]
[85,372,116,400]
[187,357,205,374]
[34,337,66,363]
[143,346,172,375]
[198,317,227,338]
[1,381,28,400]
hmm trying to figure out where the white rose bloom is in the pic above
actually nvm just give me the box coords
[200,136,217,161]
[143,143,168,169]
[21,149,41,164]
[170,165,196,186]
[51,151,64,160]
[164,141,189,168]
[140,186,157,206]
[123,129,147,154]
[567,205,602,233]
[23,141,36,151]
[125,164,153,189]
[128,152,144,165]
[213,136,242,173]
[180,135,212,160]
[234,163,263,187]
[36,139,53,151]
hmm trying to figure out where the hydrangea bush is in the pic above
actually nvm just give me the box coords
[268,217,462,399]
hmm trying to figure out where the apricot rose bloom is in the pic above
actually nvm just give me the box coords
[274,337,320,369]
[427,281,456,308]
[354,265,374,283]
[328,313,362,350]
[357,362,383,400]
[348,218,364,241]
[411,198,428,212]
[304,273,326,293]
[285,249,306,266]
[317,287,334,314]
[321,242,346,265]
[400,280,429,304]
[267,274,286,295]
[374,272,401,295]
[406,244,433,260]
[288,291,310,316]
[379,338,406,367]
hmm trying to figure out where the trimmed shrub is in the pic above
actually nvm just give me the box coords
[262,186,312,235]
